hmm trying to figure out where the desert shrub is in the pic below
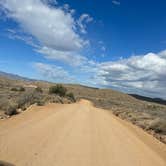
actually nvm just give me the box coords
[5,103,18,116]
[11,86,25,92]
[46,95,62,103]
[66,92,75,102]
[35,87,43,93]
[36,100,45,106]
[17,94,30,108]
[11,87,18,91]
[16,91,40,109]
[0,98,9,111]
[148,119,166,134]
[49,84,67,97]
[19,87,25,92]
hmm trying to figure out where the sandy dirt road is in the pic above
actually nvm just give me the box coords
[0,100,166,166]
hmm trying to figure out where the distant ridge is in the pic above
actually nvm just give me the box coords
[129,94,166,105]
[0,71,35,81]
[0,70,165,103]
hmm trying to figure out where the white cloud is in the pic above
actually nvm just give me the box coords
[93,50,166,98]
[62,4,75,14]
[6,28,39,47]
[77,14,93,34]
[36,46,88,66]
[34,62,75,83]
[0,0,93,66]
[0,0,85,51]
[112,0,121,5]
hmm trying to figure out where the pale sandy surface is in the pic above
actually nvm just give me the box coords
[0,100,166,166]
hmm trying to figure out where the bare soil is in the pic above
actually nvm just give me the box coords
[0,100,166,166]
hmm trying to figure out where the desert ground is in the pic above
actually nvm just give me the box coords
[0,75,166,144]
[0,100,166,166]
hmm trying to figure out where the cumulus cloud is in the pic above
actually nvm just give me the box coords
[0,0,85,51]
[0,0,92,65]
[93,50,166,98]
[34,62,75,83]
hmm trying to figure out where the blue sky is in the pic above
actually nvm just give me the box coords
[0,0,166,98]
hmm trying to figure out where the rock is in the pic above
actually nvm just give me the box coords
[17,108,22,113]
[0,116,4,119]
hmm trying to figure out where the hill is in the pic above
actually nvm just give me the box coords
[0,71,34,81]
[129,94,166,105]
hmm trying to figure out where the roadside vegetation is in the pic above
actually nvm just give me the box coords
[0,81,76,118]
[11,86,25,92]
[49,84,67,97]
[49,85,75,102]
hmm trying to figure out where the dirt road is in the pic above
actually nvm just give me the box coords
[0,100,166,166]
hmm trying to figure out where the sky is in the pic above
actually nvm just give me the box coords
[0,0,166,99]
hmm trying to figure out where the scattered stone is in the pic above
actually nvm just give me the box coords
[0,116,4,120]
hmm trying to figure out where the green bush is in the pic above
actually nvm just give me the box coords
[11,86,25,92]
[11,87,18,91]
[49,84,67,97]
[66,92,75,102]
[19,87,25,91]
[35,87,43,93]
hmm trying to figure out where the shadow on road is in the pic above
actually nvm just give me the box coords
[0,161,15,166]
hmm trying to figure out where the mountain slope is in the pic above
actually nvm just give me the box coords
[129,94,166,105]
[0,71,34,81]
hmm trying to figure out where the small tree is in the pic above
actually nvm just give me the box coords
[49,84,67,97]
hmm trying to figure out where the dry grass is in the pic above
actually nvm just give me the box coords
[0,78,75,118]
